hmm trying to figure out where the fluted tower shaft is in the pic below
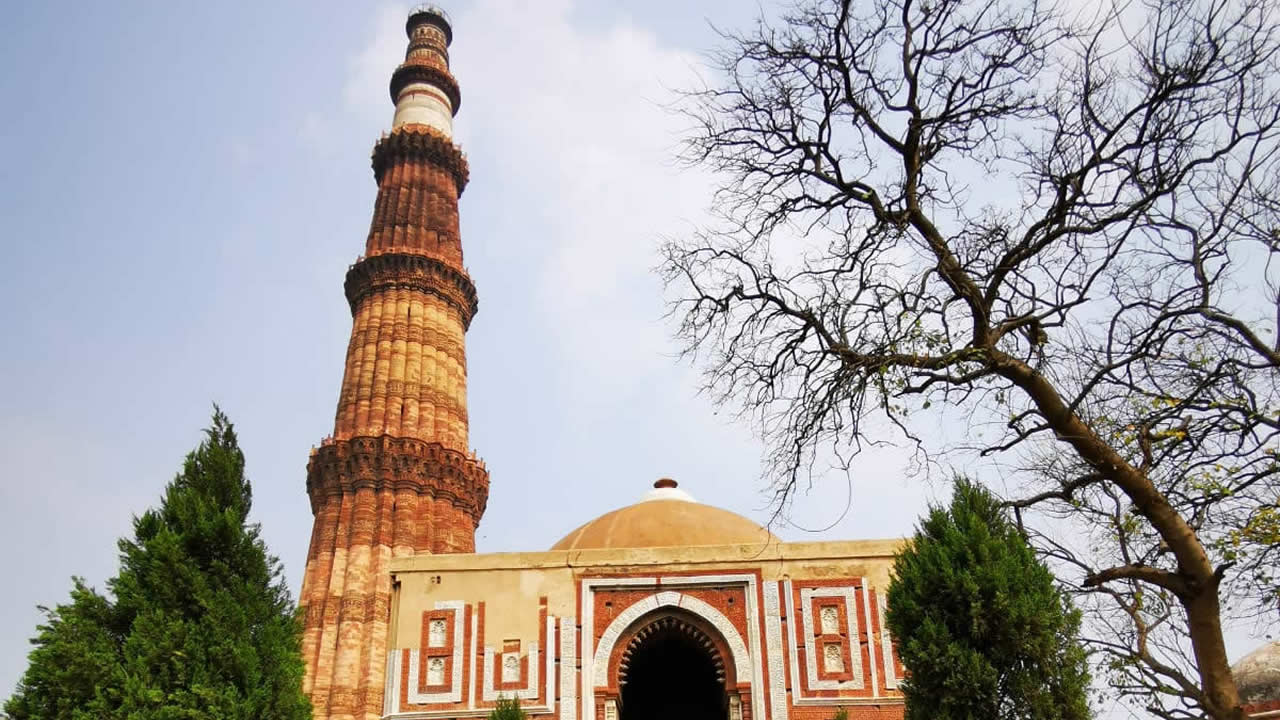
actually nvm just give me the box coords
[298,8,488,720]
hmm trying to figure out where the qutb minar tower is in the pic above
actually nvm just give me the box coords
[294,7,923,720]
[299,6,488,719]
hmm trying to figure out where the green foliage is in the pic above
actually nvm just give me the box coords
[2,581,124,719]
[887,479,1091,720]
[5,409,311,720]
[487,696,527,720]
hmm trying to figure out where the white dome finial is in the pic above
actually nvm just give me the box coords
[643,477,696,503]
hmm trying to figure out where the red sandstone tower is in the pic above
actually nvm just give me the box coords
[299,7,488,719]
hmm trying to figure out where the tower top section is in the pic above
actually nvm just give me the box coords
[407,5,452,44]
[390,5,459,135]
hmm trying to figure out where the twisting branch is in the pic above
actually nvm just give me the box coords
[666,0,1280,718]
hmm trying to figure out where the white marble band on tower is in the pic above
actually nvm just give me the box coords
[392,84,454,135]
[392,5,456,136]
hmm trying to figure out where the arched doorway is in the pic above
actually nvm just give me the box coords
[618,615,728,720]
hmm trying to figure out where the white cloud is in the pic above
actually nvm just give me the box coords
[344,4,409,125]
[453,0,711,383]
[336,0,920,541]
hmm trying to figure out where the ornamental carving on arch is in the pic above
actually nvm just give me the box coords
[597,595,750,698]
[614,612,735,692]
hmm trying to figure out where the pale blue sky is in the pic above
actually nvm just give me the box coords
[0,1,1264,711]
[0,0,926,698]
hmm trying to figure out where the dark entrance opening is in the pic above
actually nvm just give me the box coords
[619,616,727,720]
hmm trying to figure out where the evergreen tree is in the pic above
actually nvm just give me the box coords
[3,581,124,719]
[886,479,1091,720]
[5,409,311,720]
[487,696,527,720]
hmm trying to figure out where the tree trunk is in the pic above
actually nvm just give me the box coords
[1186,584,1245,720]
[992,352,1244,720]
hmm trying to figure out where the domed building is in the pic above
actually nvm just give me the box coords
[297,7,905,720]
[549,479,781,552]
[380,478,904,720]
[1234,641,1280,717]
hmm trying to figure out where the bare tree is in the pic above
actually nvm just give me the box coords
[662,0,1280,718]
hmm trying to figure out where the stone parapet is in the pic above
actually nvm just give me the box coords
[406,5,452,44]
[371,127,468,191]
[306,435,489,526]
[344,252,477,329]
[389,61,461,114]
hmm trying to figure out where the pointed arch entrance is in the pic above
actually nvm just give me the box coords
[594,591,751,720]
[619,614,728,720]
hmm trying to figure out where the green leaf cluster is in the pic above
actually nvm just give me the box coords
[487,696,527,720]
[887,479,1091,720]
[5,409,312,720]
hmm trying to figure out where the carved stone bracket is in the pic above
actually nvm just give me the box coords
[344,252,479,328]
[306,435,489,522]
[371,126,469,192]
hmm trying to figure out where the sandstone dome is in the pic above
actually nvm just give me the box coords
[1234,640,1280,709]
[550,478,779,551]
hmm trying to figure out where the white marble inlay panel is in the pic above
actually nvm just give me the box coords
[799,588,863,690]
[822,643,843,672]
[385,649,402,714]
[481,644,539,701]
[502,653,521,683]
[546,614,557,713]
[428,619,447,648]
[820,606,839,635]
[470,606,479,709]
[405,600,466,704]
[481,614,553,703]
[877,591,897,690]
[386,609,566,717]
[427,657,446,685]
[784,581,803,699]
[762,581,789,720]
[861,582,880,697]
[560,616,577,720]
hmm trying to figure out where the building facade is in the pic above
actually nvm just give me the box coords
[298,7,906,720]
[1234,641,1280,718]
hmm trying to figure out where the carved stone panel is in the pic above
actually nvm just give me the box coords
[427,657,446,686]
[820,606,840,635]
[823,643,844,673]
[502,652,521,683]
[428,619,448,647]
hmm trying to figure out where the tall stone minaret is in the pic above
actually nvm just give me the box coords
[299,7,488,719]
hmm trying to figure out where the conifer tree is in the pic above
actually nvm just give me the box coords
[3,581,124,719]
[886,479,1091,720]
[487,696,527,720]
[5,409,311,720]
